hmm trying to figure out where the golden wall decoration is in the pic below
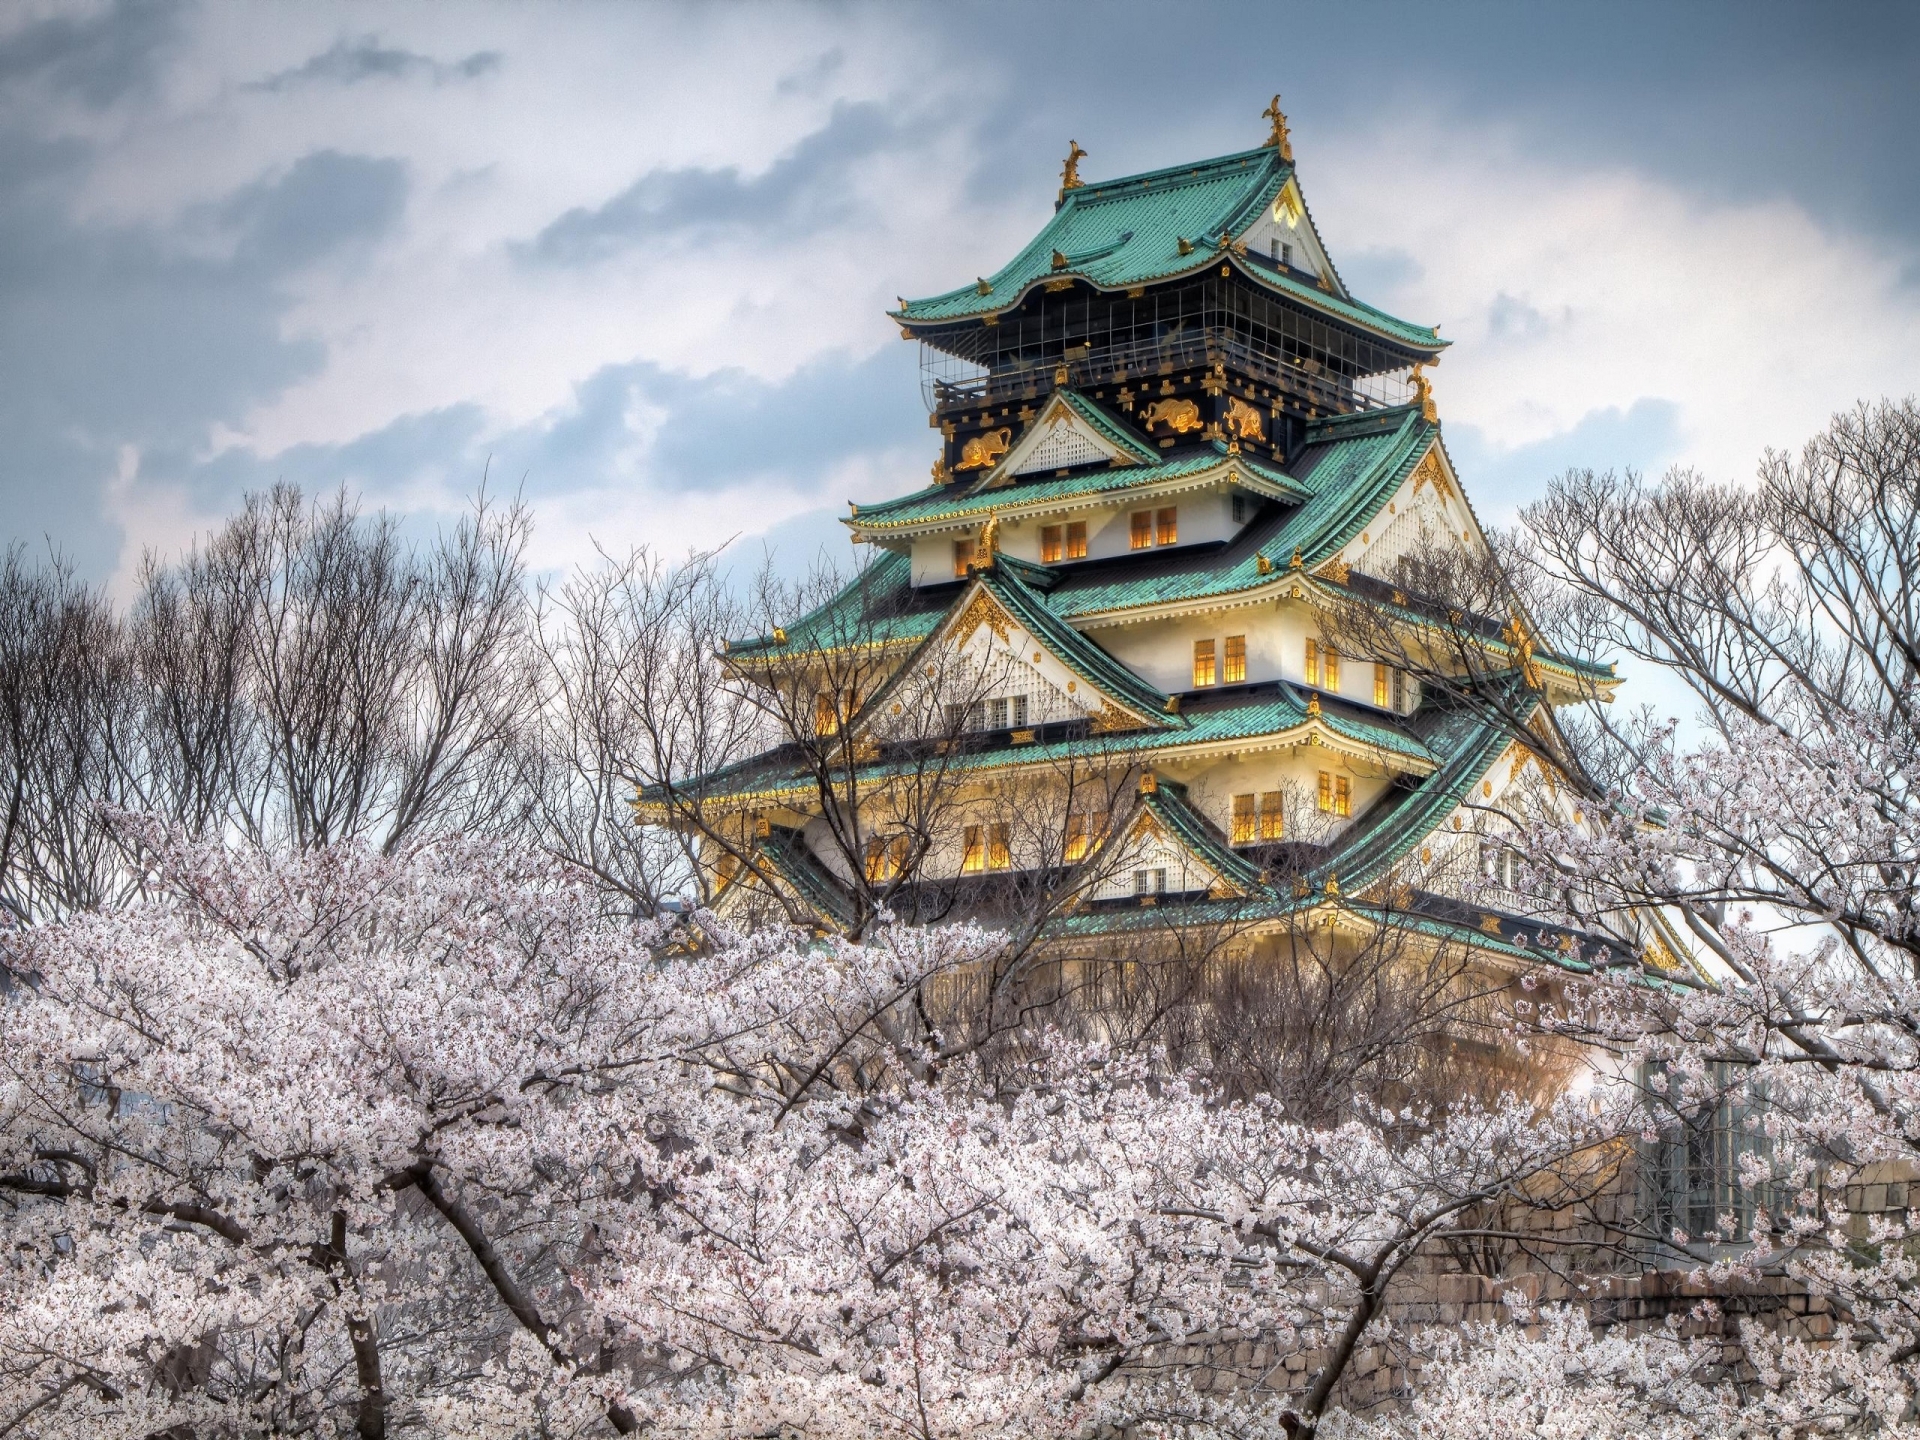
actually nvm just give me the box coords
[950,590,1010,648]
[1139,397,1201,433]
[1410,448,1453,499]
[1223,396,1266,441]
[956,427,1012,471]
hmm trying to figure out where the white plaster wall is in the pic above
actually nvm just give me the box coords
[904,483,1244,587]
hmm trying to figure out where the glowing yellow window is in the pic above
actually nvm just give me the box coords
[815,691,839,736]
[1041,525,1063,563]
[1259,791,1284,840]
[1065,813,1092,863]
[1374,662,1391,707]
[1324,650,1340,691]
[961,824,985,873]
[988,822,1012,871]
[1156,507,1178,545]
[953,538,973,577]
[1192,638,1217,687]
[1224,634,1246,683]
[1317,771,1351,817]
[1066,520,1087,558]
[1305,638,1320,686]
[1130,511,1152,549]
[1231,793,1256,845]
[863,835,888,881]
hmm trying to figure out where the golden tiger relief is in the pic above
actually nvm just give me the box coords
[955,427,1012,471]
[1139,398,1202,433]
[1223,397,1266,442]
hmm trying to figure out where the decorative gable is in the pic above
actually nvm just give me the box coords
[1237,178,1344,296]
[990,392,1145,482]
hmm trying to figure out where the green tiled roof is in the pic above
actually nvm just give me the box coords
[1046,406,1435,616]
[752,825,857,929]
[725,551,946,660]
[1138,778,1268,893]
[892,147,1445,355]
[848,442,1307,537]
[651,681,1432,811]
[977,564,1177,727]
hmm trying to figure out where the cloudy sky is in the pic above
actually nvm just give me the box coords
[5,0,1918,591]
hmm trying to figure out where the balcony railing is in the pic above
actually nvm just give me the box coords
[923,326,1413,417]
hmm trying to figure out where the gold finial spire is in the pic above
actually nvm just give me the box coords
[1262,95,1294,161]
[1059,139,1088,196]
[1410,363,1437,423]
[977,510,1001,563]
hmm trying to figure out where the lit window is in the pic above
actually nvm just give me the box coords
[1156,507,1178,545]
[815,691,838,736]
[1231,793,1256,845]
[1066,520,1088,559]
[1130,511,1152,550]
[1324,650,1340,691]
[988,822,1012,871]
[1317,772,1351,817]
[865,834,908,882]
[1259,791,1284,840]
[1065,813,1094,863]
[962,825,984,873]
[1305,638,1320,686]
[1374,662,1391,708]
[1041,525,1063,563]
[1224,634,1246,683]
[1192,638,1217,687]
[953,539,973,577]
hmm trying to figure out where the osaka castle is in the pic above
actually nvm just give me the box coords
[647,102,1659,979]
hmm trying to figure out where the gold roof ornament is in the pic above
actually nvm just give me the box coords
[1059,139,1087,197]
[1290,547,1304,569]
[1323,872,1340,897]
[1306,693,1321,717]
[1410,363,1438,423]
[1262,94,1294,161]
[976,510,1001,564]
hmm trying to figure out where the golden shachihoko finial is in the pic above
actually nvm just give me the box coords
[1060,139,1087,195]
[1262,94,1293,161]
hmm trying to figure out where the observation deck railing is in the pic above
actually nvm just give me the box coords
[923,325,1413,417]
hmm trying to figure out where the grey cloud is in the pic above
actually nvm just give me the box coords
[525,101,903,266]
[216,150,409,271]
[0,0,179,108]
[1486,293,1566,343]
[249,34,501,92]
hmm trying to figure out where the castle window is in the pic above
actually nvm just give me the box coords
[988,697,1007,729]
[1374,662,1391,708]
[1231,793,1256,845]
[1065,812,1095,863]
[1134,867,1167,896]
[953,538,973,577]
[962,825,985,873]
[1009,694,1027,727]
[1224,634,1246,683]
[1394,670,1415,713]
[1269,237,1280,262]
[1282,241,1294,268]
[815,691,838,736]
[1192,639,1216,688]
[985,695,1027,730]
[1232,494,1247,524]
[1041,525,1063,563]
[1306,638,1337,688]
[1066,520,1087,559]
[988,822,1012,871]
[1260,791,1284,840]
[1317,771,1352,817]
[1131,511,1152,549]
[864,833,910,882]
[1156,507,1178,545]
